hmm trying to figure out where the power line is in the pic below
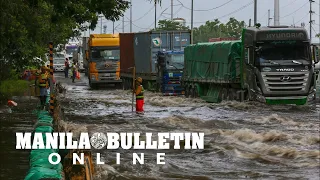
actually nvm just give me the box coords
[280,1,309,19]
[177,0,234,11]
[193,1,254,24]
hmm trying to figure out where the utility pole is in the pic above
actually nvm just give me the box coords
[130,0,132,32]
[103,25,107,34]
[309,0,315,41]
[274,0,280,26]
[113,21,115,34]
[99,15,103,34]
[254,0,257,25]
[154,0,157,29]
[171,0,173,20]
[122,16,125,33]
[191,0,194,44]
[319,0,320,42]
[268,9,273,26]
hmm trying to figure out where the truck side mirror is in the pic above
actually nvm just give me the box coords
[312,45,319,63]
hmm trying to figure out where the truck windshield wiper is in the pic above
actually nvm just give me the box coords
[267,60,279,65]
[292,60,302,65]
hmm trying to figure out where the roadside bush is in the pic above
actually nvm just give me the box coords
[0,80,30,101]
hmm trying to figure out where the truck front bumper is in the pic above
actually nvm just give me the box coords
[257,91,315,105]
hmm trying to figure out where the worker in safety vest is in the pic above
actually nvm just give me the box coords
[135,77,144,112]
[37,66,50,108]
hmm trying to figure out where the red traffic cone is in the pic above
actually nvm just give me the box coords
[7,100,17,107]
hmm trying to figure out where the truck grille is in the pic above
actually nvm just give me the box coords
[262,72,309,92]
[99,73,117,80]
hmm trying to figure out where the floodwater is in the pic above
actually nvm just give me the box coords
[0,97,38,180]
[0,72,319,180]
[57,73,320,180]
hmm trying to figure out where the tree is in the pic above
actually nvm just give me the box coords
[0,0,129,76]
[152,19,189,31]
[193,18,246,43]
[316,33,320,38]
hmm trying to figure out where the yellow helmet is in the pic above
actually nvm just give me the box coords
[136,77,142,83]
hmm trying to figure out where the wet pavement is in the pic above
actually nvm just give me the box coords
[0,72,319,180]
[56,73,320,180]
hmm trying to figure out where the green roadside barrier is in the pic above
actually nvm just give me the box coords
[25,107,64,180]
[24,167,63,180]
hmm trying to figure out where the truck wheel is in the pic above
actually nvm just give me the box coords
[194,87,199,98]
[185,86,189,98]
[190,88,194,98]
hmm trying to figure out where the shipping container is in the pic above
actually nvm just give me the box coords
[120,30,191,76]
[120,33,135,74]
[120,30,191,91]
[133,31,191,74]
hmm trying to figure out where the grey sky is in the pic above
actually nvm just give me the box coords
[83,0,320,42]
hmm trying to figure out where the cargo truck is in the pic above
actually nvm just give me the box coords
[120,31,191,95]
[183,26,319,105]
[85,34,121,88]
[82,37,89,76]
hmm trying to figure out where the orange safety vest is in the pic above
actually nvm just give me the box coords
[38,73,49,88]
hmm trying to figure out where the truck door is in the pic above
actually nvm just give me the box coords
[244,47,256,99]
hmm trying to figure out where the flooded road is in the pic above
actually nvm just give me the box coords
[2,72,316,180]
[0,97,38,180]
[56,73,319,180]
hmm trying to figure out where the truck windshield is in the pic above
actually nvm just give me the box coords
[66,46,78,55]
[91,49,120,61]
[167,54,184,69]
[54,58,65,64]
[256,44,310,65]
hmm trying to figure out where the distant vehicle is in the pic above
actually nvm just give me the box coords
[53,57,65,72]
[85,34,121,88]
[120,30,190,95]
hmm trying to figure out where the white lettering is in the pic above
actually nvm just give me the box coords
[184,133,191,149]
[59,133,65,149]
[116,153,120,164]
[96,153,104,164]
[48,153,61,165]
[120,133,132,149]
[107,133,119,149]
[158,133,170,149]
[157,153,166,164]
[73,153,84,164]
[16,132,31,149]
[146,133,157,149]
[133,133,145,149]
[133,153,144,164]
[45,133,58,149]
[192,133,204,149]
[170,133,184,149]
[78,133,91,149]
[66,133,77,149]
[32,133,45,149]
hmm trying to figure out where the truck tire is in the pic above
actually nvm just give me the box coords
[190,87,194,98]
[185,86,190,98]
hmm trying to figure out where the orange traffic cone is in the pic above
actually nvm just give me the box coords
[7,100,17,107]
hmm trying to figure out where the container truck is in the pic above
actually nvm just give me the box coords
[82,37,89,76]
[183,26,319,105]
[120,31,190,95]
[85,34,121,88]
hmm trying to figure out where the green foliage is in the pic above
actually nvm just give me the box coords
[0,0,129,77]
[0,80,30,100]
[316,33,320,38]
[153,19,189,31]
[193,18,246,43]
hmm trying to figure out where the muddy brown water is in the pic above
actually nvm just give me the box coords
[0,73,319,180]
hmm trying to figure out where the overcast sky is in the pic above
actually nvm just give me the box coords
[82,0,320,43]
